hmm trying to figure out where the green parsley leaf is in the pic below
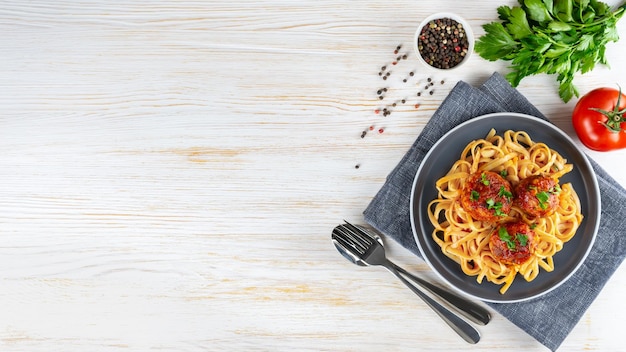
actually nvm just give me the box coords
[481,173,490,185]
[577,34,595,51]
[524,0,553,23]
[498,186,513,200]
[604,23,620,41]
[486,198,506,216]
[471,190,480,201]
[536,191,550,209]
[558,79,578,103]
[507,7,534,39]
[474,22,519,60]
[554,0,574,22]
[592,0,610,17]
[516,233,529,247]
[500,169,508,177]
[498,227,516,250]
[497,5,513,21]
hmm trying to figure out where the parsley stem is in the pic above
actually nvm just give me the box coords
[567,3,626,28]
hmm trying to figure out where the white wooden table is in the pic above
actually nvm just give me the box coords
[2,1,625,351]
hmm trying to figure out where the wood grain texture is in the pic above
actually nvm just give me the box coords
[1,0,625,351]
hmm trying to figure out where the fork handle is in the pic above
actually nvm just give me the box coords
[393,263,491,325]
[384,263,481,344]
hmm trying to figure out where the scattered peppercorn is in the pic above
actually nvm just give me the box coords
[441,80,445,84]
[365,43,452,151]
[355,164,360,169]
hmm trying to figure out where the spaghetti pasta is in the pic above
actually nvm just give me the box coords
[427,129,583,294]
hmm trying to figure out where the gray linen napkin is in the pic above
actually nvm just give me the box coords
[363,72,626,351]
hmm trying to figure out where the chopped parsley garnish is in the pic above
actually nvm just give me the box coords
[480,173,490,185]
[516,233,528,247]
[486,198,506,216]
[471,190,480,201]
[498,186,512,201]
[536,191,550,209]
[551,185,562,194]
[498,227,516,250]
[500,169,508,177]
[498,228,529,251]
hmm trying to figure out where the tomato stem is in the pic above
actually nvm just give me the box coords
[589,85,626,133]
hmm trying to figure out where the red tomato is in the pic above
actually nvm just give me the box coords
[572,87,626,151]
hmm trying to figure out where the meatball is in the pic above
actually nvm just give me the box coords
[514,175,560,217]
[460,171,513,222]
[489,221,536,265]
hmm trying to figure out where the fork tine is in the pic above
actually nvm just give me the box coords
[342,220,377,244]
[332,226,367,255]
[333,225,370,255]
[339,223,373,249]
[331,229,360,255]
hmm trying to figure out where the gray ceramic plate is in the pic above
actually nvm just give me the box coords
[410,112,601,303]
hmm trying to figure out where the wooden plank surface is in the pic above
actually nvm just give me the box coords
[1,1,625,351]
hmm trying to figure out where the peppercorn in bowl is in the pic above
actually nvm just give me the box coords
[414,12,474,70]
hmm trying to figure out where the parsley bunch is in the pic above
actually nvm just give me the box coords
[475,0,626,102]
